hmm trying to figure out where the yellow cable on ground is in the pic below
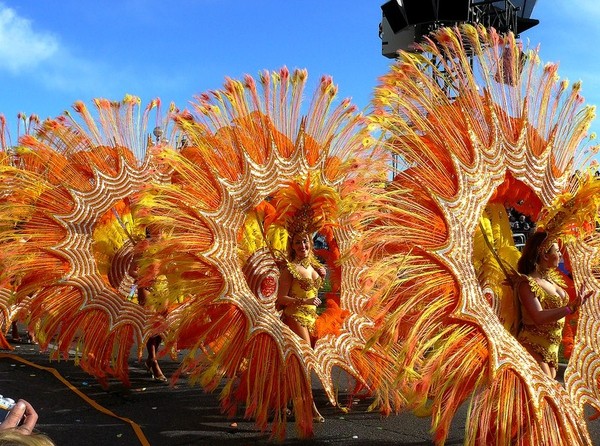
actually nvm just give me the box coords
[0,353,150,446]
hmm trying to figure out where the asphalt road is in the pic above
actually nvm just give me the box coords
[0,340,598,446]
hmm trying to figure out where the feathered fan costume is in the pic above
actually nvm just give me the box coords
[133,68,392,438]
[0,96,176,385]
[363,24,600,445]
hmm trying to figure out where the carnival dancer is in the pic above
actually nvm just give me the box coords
[268,178,339,422]
[516,232,592,379]
[277,230,324,347]
[128,229,169,383]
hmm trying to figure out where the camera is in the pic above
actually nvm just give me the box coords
[0,395,15,421]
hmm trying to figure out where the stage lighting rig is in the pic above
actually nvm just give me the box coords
[380,0,539,58]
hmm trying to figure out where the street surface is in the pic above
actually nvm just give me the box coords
[0,341,598,445]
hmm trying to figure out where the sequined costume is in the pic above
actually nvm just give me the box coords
[282,260,323,333]
[132,274,170,311]
[517,271,568,368]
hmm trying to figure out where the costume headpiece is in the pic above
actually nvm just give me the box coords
[536,171,600,251]
[266,175,339,238]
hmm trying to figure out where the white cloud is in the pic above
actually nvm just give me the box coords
[0,4,59,74]
[0,3,191,100]
[0,3,127,95]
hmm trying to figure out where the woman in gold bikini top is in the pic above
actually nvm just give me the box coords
[277,231,325,346]
[516,231,590,379]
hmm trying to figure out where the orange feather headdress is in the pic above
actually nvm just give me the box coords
[266,176,340,241]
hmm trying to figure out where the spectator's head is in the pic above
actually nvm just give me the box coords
[0,429,55,446]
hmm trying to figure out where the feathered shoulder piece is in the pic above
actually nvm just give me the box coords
[537,171,600,247]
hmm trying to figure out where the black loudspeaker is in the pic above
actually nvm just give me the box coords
[437,0,471,22]
[516,17,539,34]
[381,1,408,33]
[403,0,437,25]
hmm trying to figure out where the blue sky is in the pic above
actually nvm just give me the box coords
[0,1,599,149]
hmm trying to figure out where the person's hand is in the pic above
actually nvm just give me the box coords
[304,296,322,306]
[128,261,139,279]
[571,288,595,312]
[0,400,38,435]
[316,266,327,278]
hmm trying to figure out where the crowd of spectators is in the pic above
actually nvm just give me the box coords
[508,209,534,235]
[506,207,534,250]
